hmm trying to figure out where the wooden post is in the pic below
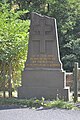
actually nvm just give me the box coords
[73,62,79,102]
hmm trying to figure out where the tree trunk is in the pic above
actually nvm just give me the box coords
[2,61,6,98]
[8,62,12,98]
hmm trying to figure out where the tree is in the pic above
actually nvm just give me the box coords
[0,3,30,96]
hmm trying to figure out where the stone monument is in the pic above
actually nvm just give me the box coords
[18,12,70,100]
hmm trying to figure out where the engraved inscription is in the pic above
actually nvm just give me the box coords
[26,63,60,68]
[26,54,60,68]
[30,55,56,64]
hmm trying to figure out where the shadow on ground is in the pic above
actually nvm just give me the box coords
[0,105,28,110]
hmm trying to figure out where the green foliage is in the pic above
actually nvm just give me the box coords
[0,3,30,89]
[0,98,79,110]
[62,38,80,71]
[0,3,29,61]
[44,100,77,110]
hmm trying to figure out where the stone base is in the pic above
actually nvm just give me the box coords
[18,69,70,101]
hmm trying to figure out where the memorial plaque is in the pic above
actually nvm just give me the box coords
[18,13,70,100]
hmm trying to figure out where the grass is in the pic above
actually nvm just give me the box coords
[44,100,78,110]
[0,97,79,110]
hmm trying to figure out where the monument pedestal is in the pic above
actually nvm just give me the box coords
[18,68,70,100]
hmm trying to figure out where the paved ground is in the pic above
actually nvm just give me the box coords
[0,107,80,120]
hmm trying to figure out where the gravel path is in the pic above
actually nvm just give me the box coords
[0,107,80,120]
